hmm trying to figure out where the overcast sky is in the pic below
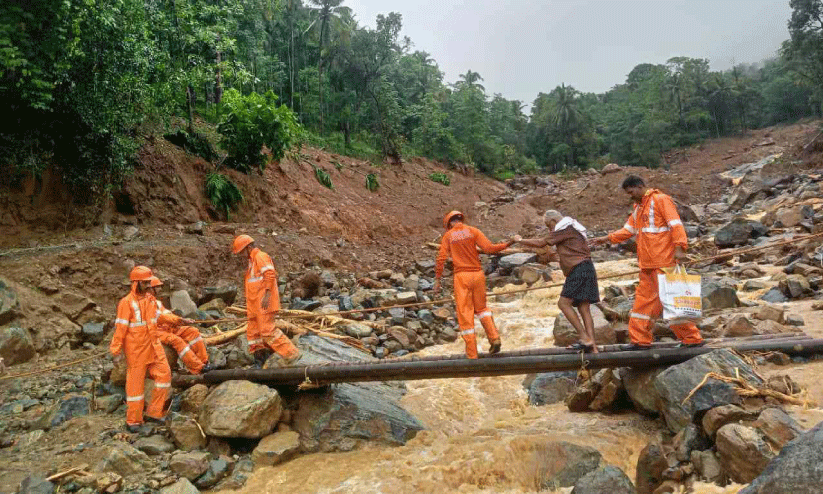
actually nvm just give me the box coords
[345,0,792,107]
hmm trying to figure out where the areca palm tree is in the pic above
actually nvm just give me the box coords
[458,70,485,91]
[550,84,581,168]
[306,0,352,133]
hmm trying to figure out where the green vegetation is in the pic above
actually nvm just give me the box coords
[365,173,379,192]
[429,172,451,186]
[2,0,823,204]
[205,172,243,219]
[314,166,334,189]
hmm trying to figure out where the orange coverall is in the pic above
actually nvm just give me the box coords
[154,299,209,374]
[608,189,704,346]
[245,247,298,359]
[111,285,172,425]
[436,223,509,358]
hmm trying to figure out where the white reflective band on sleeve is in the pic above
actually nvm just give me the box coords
[190,336,202,345]
[247,339,262,345]
[126,395,144,402]
[247,276,263,283]
[630,312,651,321]
[460,329,475,336]
[155,382,171,388]
[641,226,671,233]
[478,311,492,319]
[129,322,147,328]
[179,346,191,358]
[115,319,129,325]
[623,224,637,234]
[668,219,682,227]
[259,266,274,273]
[131,301,142,322]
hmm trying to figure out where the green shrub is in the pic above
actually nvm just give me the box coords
[365,173,379,192]
[429,172,451,186]
[217,89,301,173]
[205,172,243,219]
[494,169,515,181]
[314,166,333,189]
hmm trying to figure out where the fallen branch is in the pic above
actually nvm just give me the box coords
[47,464,90,482]
[682,370,816,408]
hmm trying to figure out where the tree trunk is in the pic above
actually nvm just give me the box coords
[215,35,223,105]
[186,85,196,134]
[343,121,351,147]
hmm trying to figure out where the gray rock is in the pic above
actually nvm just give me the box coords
[123,225,139,241]
[180,384,209,414]
[95,395,123,414]
[743,280,768,291]
[95,442,153,477]
[80,322,106,344]
[754,407,804,449]
[185,221,205,235]
[198,285,238,307]
[740,419,823,494]
[714,219,767,248]
[702,404,759,437]
[170,451,211,480]
[200,381,282,438]
[290,334,424,452]
[527,371,578,406]
[134,435,175,456]
[572,465,636,494]
[290,298,322,311]
[553,304,615,346]
[170,290,199,318]
[338,296,354,311]
[653,349,763,433]
[723,314,754,337]
[415,259,436,275]
[15,475,55,494]
[530,441,602,491]
[761,288,788,304]
[194,458,231,489]
[780,274,812,299]
[159,478,199,494]
[252,431,301,466]
[36,394,90,430]
[716,423,773,484]
[0,327,36,365]
[702,278,741,310]
[691,450,723,483]
[673,423,710,462]
[620,368,665,416]
[206,346,227,369]
[343,322,373,338]
[215,456,253,490]
[498,253,538,274]
[785,314,805,326]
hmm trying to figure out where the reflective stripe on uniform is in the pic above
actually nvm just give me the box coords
[129,322,147,328]
[259,265,274,273]
[179,346,191,358]
[641,226,671,233]
[630,312,651,321]
[247,276,263,283]
[478,311,492,319]
[623,223,637,234]
[189,336,202,345]
[126,395,144,402]
[115,318,129,326]
[668,219,682,227]
[247,339,262,345]
[131,300,142,322]
[155,382,171,389]
[460,329,475,336]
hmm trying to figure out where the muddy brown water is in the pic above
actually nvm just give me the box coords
[222,261,823,494]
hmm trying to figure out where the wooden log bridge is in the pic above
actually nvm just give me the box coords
[175,334,823,388]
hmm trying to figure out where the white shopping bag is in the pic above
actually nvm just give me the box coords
[658,265,702,321]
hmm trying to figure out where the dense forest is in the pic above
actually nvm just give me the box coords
[3,0,823,201]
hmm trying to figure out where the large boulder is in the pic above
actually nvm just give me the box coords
[170,290,199,318]
[740,419,823,494]
[95,442,153,477]
[572,465,636,494]
[553,305,615,346]
[252,431,301,466]
[0,279,22,325]
[498,253,538,274]
[199,381,283,438]
[0,327,36,365]
[716,423,773,484]
[35,394,90,430]
[635,442,667,494]
[160,478,200,494]
[134,435,175,456]
[754,407,804,449]
[512,439,602,491]
[289,335,424,452]
[526,371,578,406]
[170,412,208,451]
[170,451,211,480]
[652,349,763,432]
[701,277,741,310]
[14,475,55,494]
[714,219,768,248]
[620,368,664,416]
[80,322,107,345]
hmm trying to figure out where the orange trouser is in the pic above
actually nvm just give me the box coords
[247,311,299,359]
[629,268,704,346]
[125,342,172,425]
[454,270,500,359]
[157,326,208,374]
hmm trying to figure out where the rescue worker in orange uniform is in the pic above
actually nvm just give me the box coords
[591,176,704,349]
[434,211,515,358]
[148,277,212,375]
[232,235,300,366]
[111,266,172,432]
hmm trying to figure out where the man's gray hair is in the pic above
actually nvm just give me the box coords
[543,210,563,222]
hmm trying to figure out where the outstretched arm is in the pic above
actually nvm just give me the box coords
[473,227,514,254]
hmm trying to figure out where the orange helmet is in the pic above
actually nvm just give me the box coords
[149,276,163,288]
[232,234,255,254]
[443,210,464,229]
[130,266,153,281]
